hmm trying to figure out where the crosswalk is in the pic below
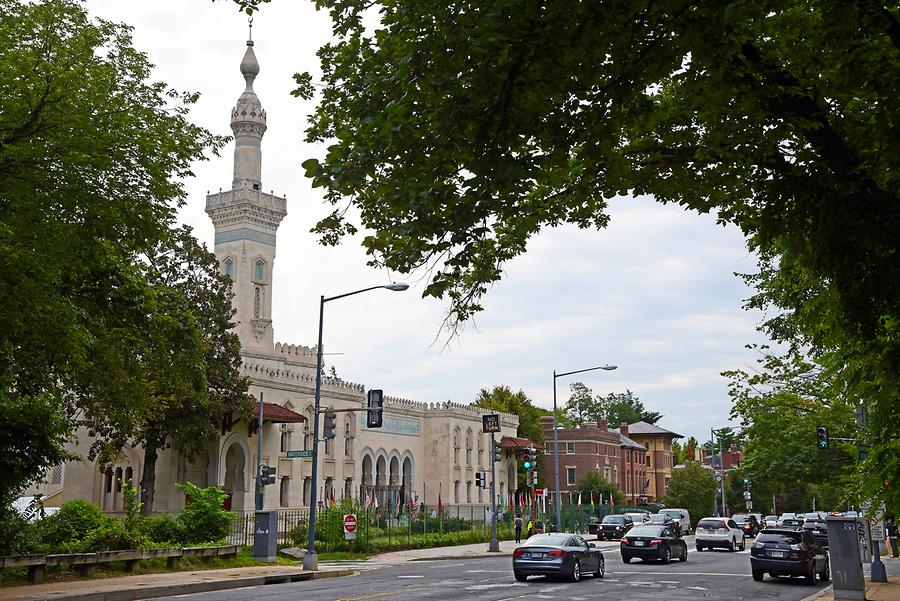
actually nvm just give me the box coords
[317,560,397,573]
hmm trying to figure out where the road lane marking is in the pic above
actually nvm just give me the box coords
[396,575,424,578]
[466,583,527,591]
[337,589,423,601]
[610,571,751,577]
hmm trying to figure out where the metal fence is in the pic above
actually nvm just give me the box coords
[228,509,310,547]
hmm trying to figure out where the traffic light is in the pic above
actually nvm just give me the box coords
[816,426,830,449]
[367,389,384,428]
[259,465,276,485]
[323,411,337,439]
[475,472,485,488]
[523,460,532,470]
[493,439,502,463]
[743,478,750,490]
[528,447,537,466]
[532,465,538,487]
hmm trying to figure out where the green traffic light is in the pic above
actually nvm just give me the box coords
[523,461,531,469]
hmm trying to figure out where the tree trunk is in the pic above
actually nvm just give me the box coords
[140,444,159,515]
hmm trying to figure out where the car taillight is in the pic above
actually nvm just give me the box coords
[548,549,566,557]
[513,549,525,557]
[649,539,663,546]
[620,538,629,545]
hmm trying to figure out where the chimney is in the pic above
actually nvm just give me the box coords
[619,424,629,436]
[598,419,608,432]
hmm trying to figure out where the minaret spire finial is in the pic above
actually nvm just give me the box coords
[248,16,253,42]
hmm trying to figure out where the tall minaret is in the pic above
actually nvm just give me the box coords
[206,34,286,351]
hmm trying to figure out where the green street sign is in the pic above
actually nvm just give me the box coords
[287,450,314,458]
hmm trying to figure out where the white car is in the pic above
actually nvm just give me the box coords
[659,508,692,534]
[624,512,650,525]
[695,517,746,552]
[763,515,779,528]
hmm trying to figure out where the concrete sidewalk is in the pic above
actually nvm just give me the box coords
[0,564,352,601]
[809,576,900,601]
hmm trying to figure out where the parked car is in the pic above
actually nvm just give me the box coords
[648,513,681,535]
[777,512,799,525]
[801,519,829,548]
[798,511,828,521]
[624,511,650,525]
[695,517,746,551]
[750,528,829,584]
[732,514,760,537]
[620,524,688,564]
[513,533,605,582]
[763,515,779,528]
[596,514,633,540]
[658,508,692,534]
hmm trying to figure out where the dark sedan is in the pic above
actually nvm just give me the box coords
[648,513,681,535]
[596,514,633,540]
[801,519,829,548]
[620,525,688,564]
[750,528,829,584]
[513,533,605,582]
[732,514,760,537]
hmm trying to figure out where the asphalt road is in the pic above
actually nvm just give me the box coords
[155,535,878,601]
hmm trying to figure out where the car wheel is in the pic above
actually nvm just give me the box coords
[804,561,816,585]
[819,560,830,582]
[622,555,632,564]
[661,547,671,564]
[514,571,527,582]
[595,557,605,578]
[728,538,735,552]
[680,546,688,562]
[571,560,581,582]
[739,536,746,551]
[752,570,764,582]
[696,545,704,552]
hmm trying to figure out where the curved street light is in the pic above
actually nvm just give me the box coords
[552,364,617,534]
[303,282,409,571]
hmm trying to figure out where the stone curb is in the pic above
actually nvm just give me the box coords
[798,586,832,601]
[20,569,353,601]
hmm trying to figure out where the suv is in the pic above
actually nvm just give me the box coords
[659,508,692,534]
[695,517,746,551]
[596,514,633,540]
[750,528,829,584]
[732,514,760,537]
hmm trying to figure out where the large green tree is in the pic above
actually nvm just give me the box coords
[664,461,718,524]
[0,0,222,509]
[564,385,662,427]
[574,472,625,508]
[231,0,900,509]
[472,385,549,445]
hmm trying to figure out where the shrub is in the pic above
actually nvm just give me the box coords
[289,521,308,547]
[175,483,234,545]
[38,500,114,550]
[143,514,184,545]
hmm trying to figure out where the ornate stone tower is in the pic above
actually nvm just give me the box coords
[206,36,286,351]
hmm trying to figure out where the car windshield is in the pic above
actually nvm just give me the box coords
[732,515,750,522]
[524,535,569,547]
[649,515,667,523]
[661,510,682,518]
[628,526,664,537]
[698,519,727,529]
[764,515,777,521]
[603,516,625,524]
[757,532,801,544]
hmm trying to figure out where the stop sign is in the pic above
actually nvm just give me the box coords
[343,514,357,536]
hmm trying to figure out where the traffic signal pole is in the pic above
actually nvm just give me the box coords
[489,435,500,552]
[255,391,264,511]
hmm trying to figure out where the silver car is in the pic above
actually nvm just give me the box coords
[513,533,605,582]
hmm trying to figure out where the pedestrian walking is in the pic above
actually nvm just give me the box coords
[514,513,523,543]
[527,518,534,538]
[886,517,898,558]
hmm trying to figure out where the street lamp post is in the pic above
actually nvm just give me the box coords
[302,282,409,571]
[552,364,617,534]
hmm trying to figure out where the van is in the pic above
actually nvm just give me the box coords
[659,508,692,534]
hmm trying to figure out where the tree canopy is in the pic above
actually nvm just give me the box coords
[664,461,718,523]
[564,384,662,428]
[472,385,549,445]
[573,472,625,508]
[230,0,900,509]
[0,0,236,512]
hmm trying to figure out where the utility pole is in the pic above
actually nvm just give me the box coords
[488,435,500,552]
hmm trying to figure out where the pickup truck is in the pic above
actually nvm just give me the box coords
[595,515,634,540]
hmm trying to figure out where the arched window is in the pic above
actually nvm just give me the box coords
[453,427,460,464]
[465,428,473,465]
[254,258,266,281]
[223,257,234,279]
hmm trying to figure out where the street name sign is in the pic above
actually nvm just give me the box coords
[286,450,314,458]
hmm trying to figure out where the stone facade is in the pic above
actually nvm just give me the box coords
[619,421,683,502]
[27,37,520,514]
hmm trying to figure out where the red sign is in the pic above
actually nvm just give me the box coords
[343,514,357,539]
[534,488,545,496]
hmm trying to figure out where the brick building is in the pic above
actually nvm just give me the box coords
[620,421,683,502]
[539,418,648,504]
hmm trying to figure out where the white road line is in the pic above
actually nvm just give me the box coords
[610,571,752,577]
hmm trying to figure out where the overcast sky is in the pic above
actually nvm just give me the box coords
[84,0,770,444]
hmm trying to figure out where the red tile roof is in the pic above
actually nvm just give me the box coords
[501,436,538,449]
[252,402,306,423]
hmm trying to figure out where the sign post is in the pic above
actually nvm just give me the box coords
[482,414,501,553]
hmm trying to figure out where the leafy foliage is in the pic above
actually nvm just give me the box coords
[472,385,549,445]
[664,462,718,524]
[175,483,235,545]
[573,472,625,507]
[228,0,900,509]
[564,385,662,427]
[0,0,224,515]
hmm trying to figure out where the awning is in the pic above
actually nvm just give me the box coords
[501,436,538,450]
[251,402,307,424]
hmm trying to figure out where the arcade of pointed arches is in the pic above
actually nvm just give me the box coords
[360,448,413,507]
